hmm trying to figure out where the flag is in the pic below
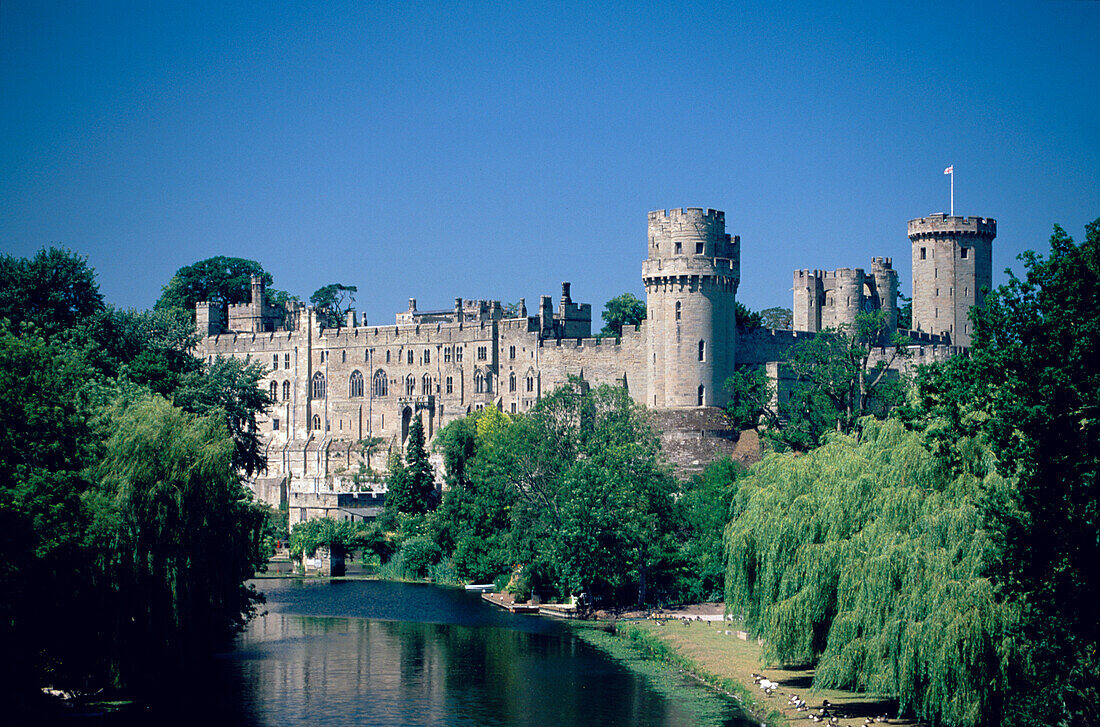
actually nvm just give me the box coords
[944,165,953,175]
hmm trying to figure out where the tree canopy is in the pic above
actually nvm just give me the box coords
[310,283,358,328]
[155,256,272,316]
[599,292,646,337]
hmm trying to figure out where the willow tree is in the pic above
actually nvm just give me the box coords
[724,419,1015,727]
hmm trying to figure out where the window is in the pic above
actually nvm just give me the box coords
[936,288,940,296]
[444,347,452,363]
[320,351,326,363]
[920,247,927,260]
[341,350,346,363]
[282,380,290,400]
[272,354,278,370]
[526,375,534,392]
[474,371,485,393]
[695,241,704,254]
[477,345,487,361]
[311,372,326,399]
[312,414,321,431]
[273,418,279,431]
[422,374,431,395]
[509,345,516,359]
[675,242,682,254]
[407,350,414,365]
[697,385,705,406]
[270,381,278,400]
[698,340,706,362]
[284,353,290,369]
[509,372,516,392]
[405,374,415,396]
[960,247,969,259]
[349,370,364,397]
[446,376,453,394]
[511,402,517,413]
[373,369,388,396]
[365,349,370,362]
[386,350,391,363]
[424,349,430,364]
[456,347,463,362]
[675,301,681,321]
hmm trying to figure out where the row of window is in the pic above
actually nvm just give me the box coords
[287,368,536,399]
[272,345,489,371]
[918,246,970,260]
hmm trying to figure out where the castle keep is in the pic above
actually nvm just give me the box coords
[195,208,992,520]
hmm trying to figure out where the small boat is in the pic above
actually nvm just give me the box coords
[465,583,496,592]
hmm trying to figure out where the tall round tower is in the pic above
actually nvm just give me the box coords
[643,208,740,408]
[908,214,995,347]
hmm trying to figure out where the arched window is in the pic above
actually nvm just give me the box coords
[282,380,290,401]
[373,370,388,397]
[698,340,706,362]
[269,381,278,400]
[405,374,415,396]
[675,301,681,321]
[349,370,364,397]
[697,385,705,406]
[474,371,485,394]
[311,372,326,399]
[509,372,516,392]
[312,414,321,431]
[422,374,432,395]
[526,375,534,392]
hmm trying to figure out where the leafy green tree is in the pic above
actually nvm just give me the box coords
[155,256,272,318]
[289,517,365,559]
[896,292,912,329]
[0,247,105,338]
[735,301,763,330]
[780,310,910,446]
[759,306,793,329]
[172,357,273,476]
[914,219,1100,725]
[310,283,357,328]
[673,457,741,602]
[384,417,435,515]
[725,419,1014,727]
[723,366,777,432]
[599,292,646,337]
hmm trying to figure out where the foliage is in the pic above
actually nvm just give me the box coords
[896,292,912,330]
[600,292,646,337]
[172,356,273,477]
[289,517,365,558]
[777,310,910,449]
[735,301,762,330]
[154,256,272,318]
[723,366,777,432]
[384,417,436,515]
[724,419,1015,727]
[759,306,793,330]
[309,282,358,328]
[672,457,741,602]
[912,219,1100,725]
[0,247,105,339]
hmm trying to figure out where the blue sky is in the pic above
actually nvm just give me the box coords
[2,1,1097,321]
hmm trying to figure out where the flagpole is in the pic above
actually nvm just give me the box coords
[950,168,954,216]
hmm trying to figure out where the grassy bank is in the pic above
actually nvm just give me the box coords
[593,620,919,727]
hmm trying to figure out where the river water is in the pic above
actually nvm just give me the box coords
[194,577,754,727]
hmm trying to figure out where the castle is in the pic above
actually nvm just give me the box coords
[194,208,994,521]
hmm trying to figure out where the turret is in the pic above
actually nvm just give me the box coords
[643,208,740,408]
[908,214,995,346]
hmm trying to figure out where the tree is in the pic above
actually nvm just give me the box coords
[779,310,910,446]
[759,306,793,329]
[155,256,272,318]
[289,517,365,559]
[599,292,646,337]
[310,283,357,328]
[0,247,105,338]
[914,219,1100,725]
[723,366,777,432]
[171,356,273,476]
[384,417,435,515]
[735,301,762,330]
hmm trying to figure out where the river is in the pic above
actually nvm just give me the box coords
[183,577,755,727]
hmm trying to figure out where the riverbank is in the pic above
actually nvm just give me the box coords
[601,619,923,727]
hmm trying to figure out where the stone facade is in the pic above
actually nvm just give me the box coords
[194,207,991,506]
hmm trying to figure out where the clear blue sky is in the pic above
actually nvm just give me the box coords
[3,0,1098,321]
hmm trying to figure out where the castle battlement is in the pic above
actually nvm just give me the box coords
[908,214,997,238]
[648,207,725,222]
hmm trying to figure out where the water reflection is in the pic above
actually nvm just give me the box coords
[209,579,752,727]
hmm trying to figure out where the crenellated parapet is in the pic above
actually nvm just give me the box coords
[908,214,996,240]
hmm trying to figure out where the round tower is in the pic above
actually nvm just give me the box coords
[908,214,996,347]
[643,208,740,408]
[871,257,899,332]
[832,268,863,330]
